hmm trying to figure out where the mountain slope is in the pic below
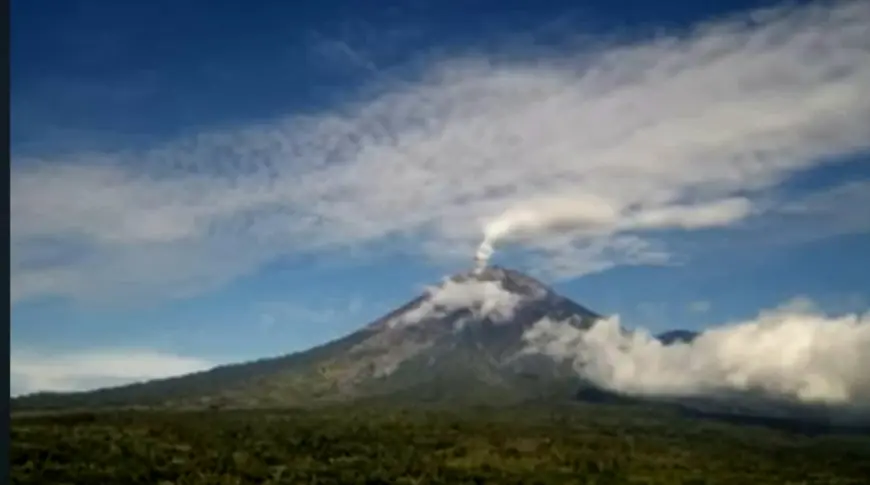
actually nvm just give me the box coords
[12,266,602,411]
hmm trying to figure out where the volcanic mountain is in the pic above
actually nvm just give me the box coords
[12,266,604,411]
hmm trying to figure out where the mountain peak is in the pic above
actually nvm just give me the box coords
[369,265,599,334]
[451,265,553,300]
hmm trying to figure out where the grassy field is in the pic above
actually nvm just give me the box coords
[10,403,870,484]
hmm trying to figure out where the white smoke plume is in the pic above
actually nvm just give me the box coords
[389,277,528,329]
[475,194,620,267]
[474,195,756,267]
[523,300,870,407]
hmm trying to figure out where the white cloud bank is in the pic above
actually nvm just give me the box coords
[523,300,870,406]
[10,349,215,397]
[10,0,870,305]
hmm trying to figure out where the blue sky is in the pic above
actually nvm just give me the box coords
[10,0,870,395]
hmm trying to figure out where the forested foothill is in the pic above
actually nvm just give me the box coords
[11,403,870,484]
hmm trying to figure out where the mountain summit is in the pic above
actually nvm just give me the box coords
[12,266,603,411]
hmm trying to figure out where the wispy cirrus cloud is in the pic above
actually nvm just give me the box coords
[766,179,870,243]
[255,296,367,331]
[11,1,870,306]
[10,348,215,397]
[687,300,712,314]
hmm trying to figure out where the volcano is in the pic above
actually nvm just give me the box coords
[13,266,869,429]
[12,266,606,411]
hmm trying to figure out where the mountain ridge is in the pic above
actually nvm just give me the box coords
[11,266,604,411]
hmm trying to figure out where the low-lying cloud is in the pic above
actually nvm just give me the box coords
[10,348,215,397]
[523,300,870,407]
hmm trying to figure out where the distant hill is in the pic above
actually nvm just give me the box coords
[655,329,699,345]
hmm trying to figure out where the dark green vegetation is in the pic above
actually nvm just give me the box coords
[12,404,870,484]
